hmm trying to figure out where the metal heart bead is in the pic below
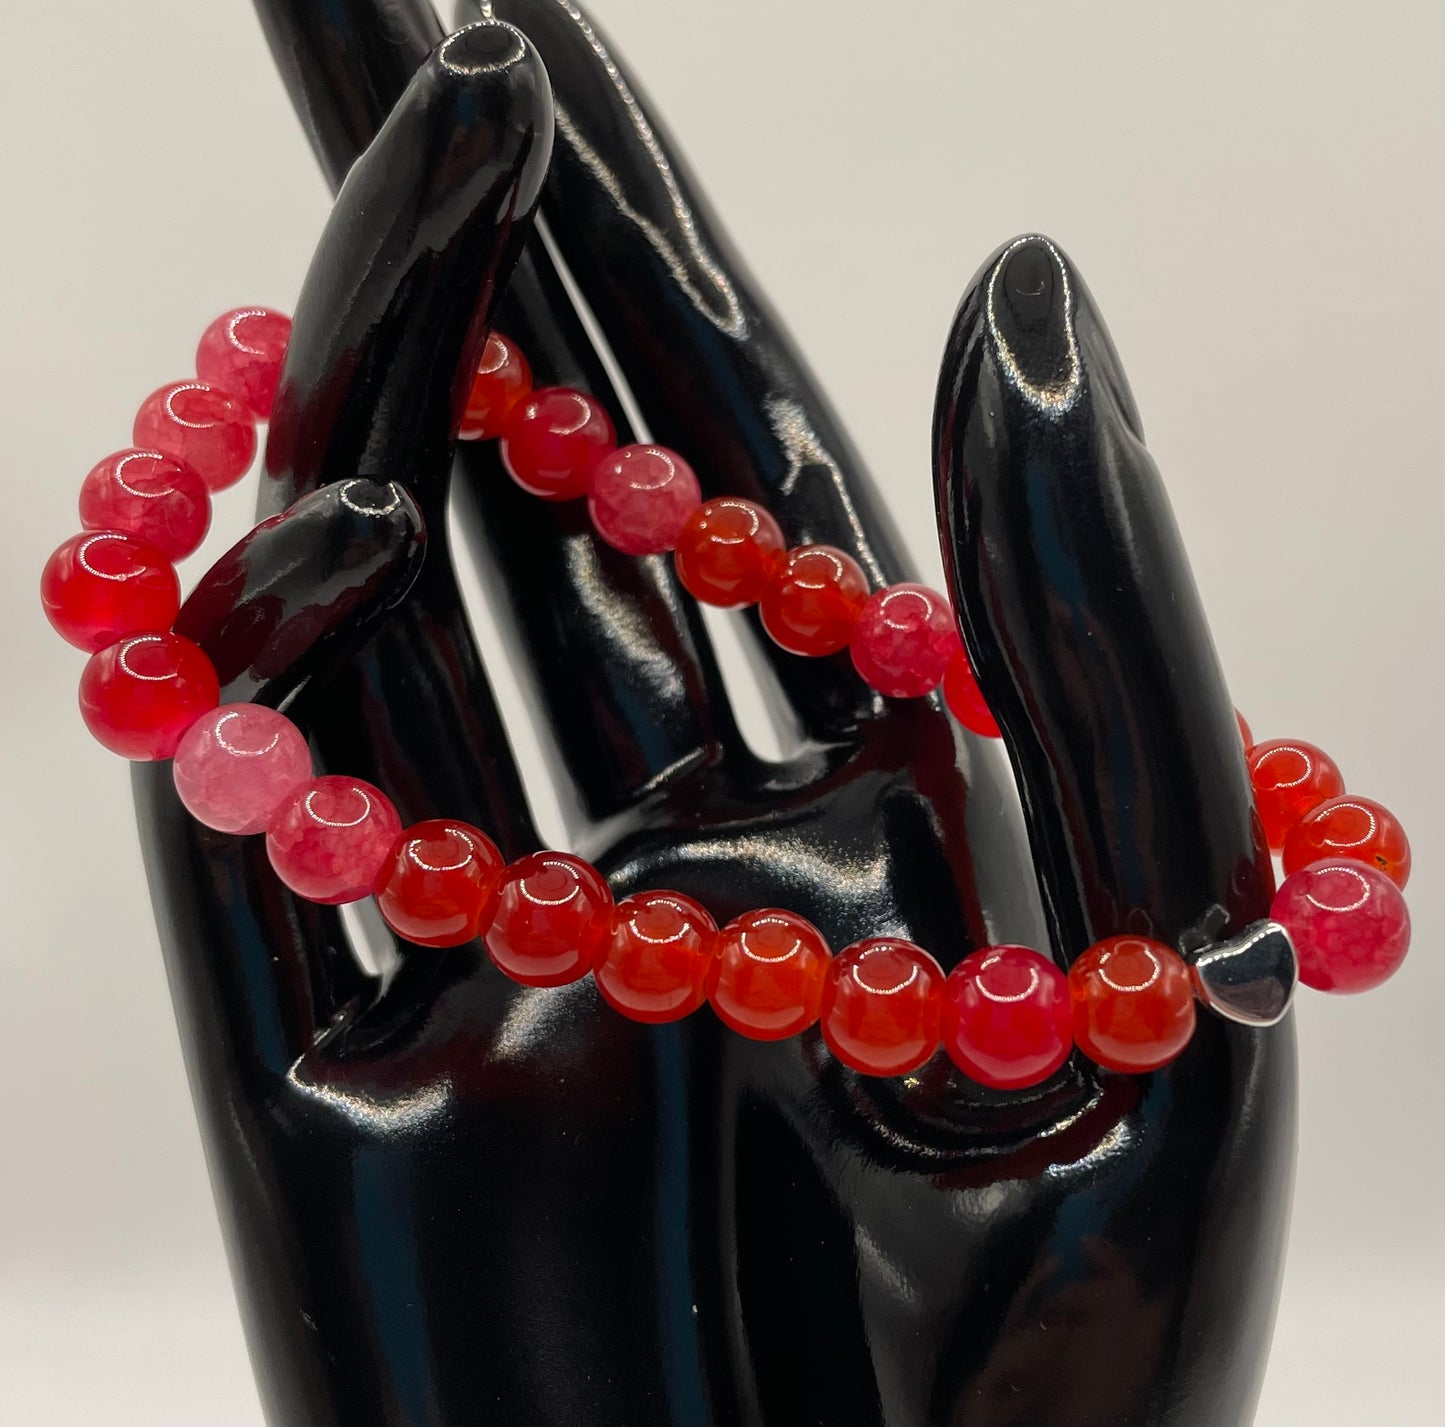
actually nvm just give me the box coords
[1188,920,1298,1027]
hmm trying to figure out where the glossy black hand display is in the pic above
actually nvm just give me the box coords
[131,3,1297,1425]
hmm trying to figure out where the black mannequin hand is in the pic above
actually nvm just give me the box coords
[132,4,1295,1425]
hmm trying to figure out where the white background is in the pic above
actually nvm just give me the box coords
[1,1,1442,1423]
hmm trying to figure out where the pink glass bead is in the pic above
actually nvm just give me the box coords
[41,531,180,652]
[195,308,292,420]
[849,583,957,698]
[78,449,211,561]
[266,776,402,904]
[588,444,703,556]
[172,704,312,835]
[134,381,257,492]
[1271,857,1411,994]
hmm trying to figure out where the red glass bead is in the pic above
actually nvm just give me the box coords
[134,381,257,492]
[195,308,292,420]
[821,937,944,1076]
[1248,739,1345,849]
[673,496,786,608]
[78,632,219,760]
[78,448,211,561]
[172,704,311,834]
[459,332,532,441]
[376,819,505,949]
[485,851,612,987]
[1282,795,1411,889]
[850,583,957,698]
[1069,936,1196,1073]
[1272,858,1411,993]
[707,908,831,1041]
[588,444,703,556]
[265,775,402,905]
[1236,709,1254,753]
[758,544,869,656]
[941,647,1001,737]
[941,944,1072,1089]
[41,531,180,652]
[593,890,717,1024]
[499,386,615,501]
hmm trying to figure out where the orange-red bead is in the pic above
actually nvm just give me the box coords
[1068,936,1196,1074]
[821,937,944,1076]
[941,647,1001,737]
[674,497,786,608]
[759,544,868,656]
[1248,739,1345,849]
[459,332,532,441]
[1236,709,1254,753]
[707,908,831,1041]
[376,820,505,948]
[41,531,180,652]
[78,632,220,761]
[485,851,612,987]
[499,386,615,501]
[942,944,1072,1089]
[1282,795,1410,889]
[594,890,717,1024]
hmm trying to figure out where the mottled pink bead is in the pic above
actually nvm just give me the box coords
[78,449,211,561]
[195,308,291,420]
[1272,857,1411,994]
[588,444,703,555]
[133,381,257,492]
[173,704,312,835]
[266,775,402,904]
[850,583,958,697]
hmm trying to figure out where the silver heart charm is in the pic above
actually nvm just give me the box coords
[1188,920,1297,1027]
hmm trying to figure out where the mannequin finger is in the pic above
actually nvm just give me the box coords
[933,234,1271,963]
[133,479,427,1083]
[263,21,551,853]
[251,0,443,190]
[471,0,916,740]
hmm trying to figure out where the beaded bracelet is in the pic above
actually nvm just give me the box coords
[39,308,1413,1084]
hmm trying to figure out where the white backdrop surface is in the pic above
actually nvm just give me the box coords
[1,1,1441,1424]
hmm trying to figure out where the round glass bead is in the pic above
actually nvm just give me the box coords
[172,704,312,834]
[850,583,957,698]
[941,647,1001,737]
[707,909,831,1041]
[941,944,1072,1089]
[758,544,869,656]
[1069,935,1196,1073]
[588,444,702,556]
[499,386,615,501]
[1247,739,1345,849]
[673,496,786,608]
[41,531,179,652]
[195,308,292,420]
[459,332,532,441]
[377,819,505,949]
[1272,858,1411,993]
[593,890,717,1024]
[133,381,257,492]
[78,632,220,760]
[1236,709,1254,753]
[1281,795,1411,889]
[821,937,944,1076]
[78,448,211,561]
[266,776,402,905]
[485,851,612,987]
